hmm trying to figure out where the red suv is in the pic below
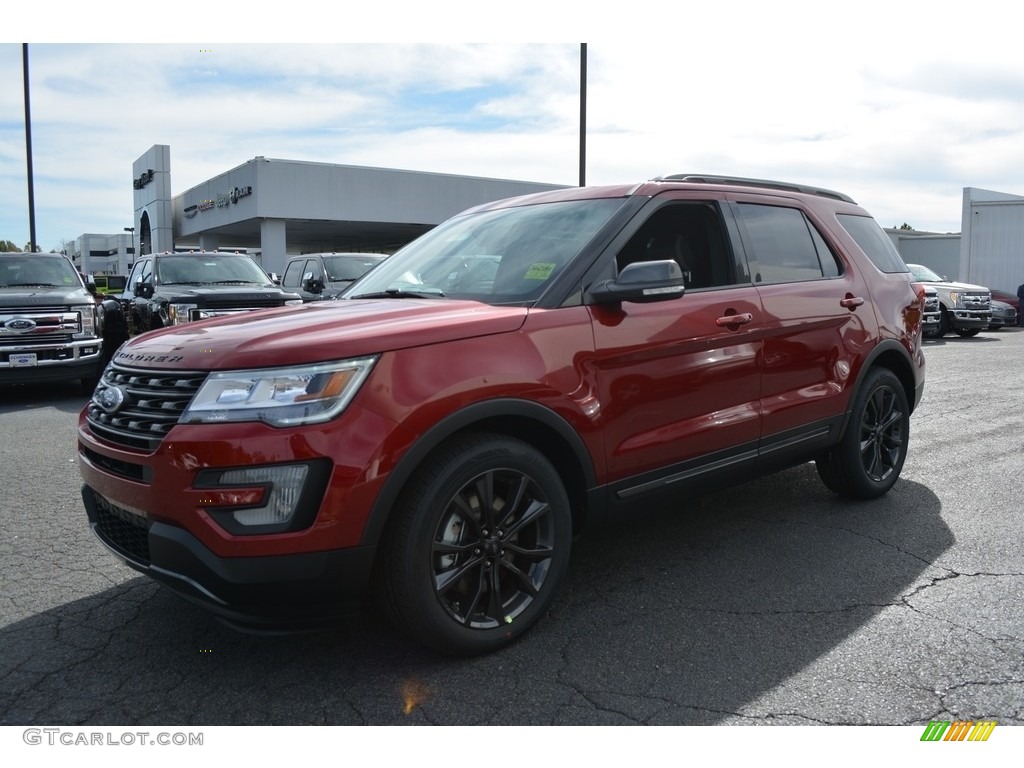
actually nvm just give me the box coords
[79,175,926,655]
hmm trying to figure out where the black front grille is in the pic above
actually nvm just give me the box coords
[196,299,285,311]
[91,490,152,565]
[86,363,208,451]
[80,445,152,482]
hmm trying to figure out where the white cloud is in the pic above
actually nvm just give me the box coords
[4,8,1024,250]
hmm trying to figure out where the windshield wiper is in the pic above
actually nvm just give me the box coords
[4,282,61,287]
[351,287,446,299]
[207,280,262,285]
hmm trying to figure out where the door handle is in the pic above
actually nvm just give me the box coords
[840,295,864,310]
[716,312,753,327]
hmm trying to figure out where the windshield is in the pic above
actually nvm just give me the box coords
[323,254,387,282]
[0,255,82,288]
[346,198,625,305]
[157,255,271,285]
[907,263,942,282]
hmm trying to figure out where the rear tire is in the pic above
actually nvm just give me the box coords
[375,433,571,656]
[816,368,909,499]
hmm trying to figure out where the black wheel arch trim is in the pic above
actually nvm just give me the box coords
[359,398,598,548]
[839,339,919,437]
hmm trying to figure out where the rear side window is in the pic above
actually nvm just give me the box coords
[836,214,908,273]
[737,204,841,283]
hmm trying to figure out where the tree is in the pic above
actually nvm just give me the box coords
[898,222,914,231]
[0,239,20,252]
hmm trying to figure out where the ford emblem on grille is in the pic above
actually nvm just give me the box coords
[4,317,36,332]
[95,386,126,414]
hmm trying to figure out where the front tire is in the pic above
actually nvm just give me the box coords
[955,328,981,338]
[816,368,909,499]
[376,433,571,655]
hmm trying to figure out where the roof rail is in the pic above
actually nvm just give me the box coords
[656,174,856,204]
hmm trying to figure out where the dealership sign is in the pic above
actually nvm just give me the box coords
[185,186,253,217]
[133,169,155,190]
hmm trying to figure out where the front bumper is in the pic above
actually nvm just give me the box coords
[949,310,990,330]
[82,484,375,629]
[77,400,403,629]
[0,338,102,384]
[988,311,1016,328]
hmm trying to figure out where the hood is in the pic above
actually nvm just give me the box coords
[112,298,529,370]
[920,278,989,292]
[0,285,94,305]
[155,284,299,301]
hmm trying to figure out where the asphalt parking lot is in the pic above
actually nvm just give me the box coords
[1,329,1022,726]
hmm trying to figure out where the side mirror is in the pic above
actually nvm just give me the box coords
[135,280,154,299]
[302,272,324,294]
[587,260,686,305]
[268,272,281,285]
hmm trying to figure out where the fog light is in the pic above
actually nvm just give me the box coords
[218,464,309,527]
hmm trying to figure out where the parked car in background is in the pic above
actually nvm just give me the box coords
[282,252,388,301]
[119,251,302,334]
[79,174,926,655]
[989,289,1020,323]
[92,275,127,296]
[988,300,1017,329]
[1,252,123,390]
[906,263,991,338]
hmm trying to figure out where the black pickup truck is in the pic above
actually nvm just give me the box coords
[0,252,125,390]
[120,251,302,334]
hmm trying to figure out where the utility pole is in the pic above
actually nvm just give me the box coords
[23,44,37,253]
[579,43,587,187]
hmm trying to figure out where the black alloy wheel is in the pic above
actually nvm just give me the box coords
[857,380,906,484]
[376,433,571,655]
[816,368,910,499]
[431,466,557,630]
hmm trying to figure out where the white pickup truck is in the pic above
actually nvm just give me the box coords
[907,263,991,338]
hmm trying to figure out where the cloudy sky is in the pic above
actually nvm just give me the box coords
[4,2,1024,252]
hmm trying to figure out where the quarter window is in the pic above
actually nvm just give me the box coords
[836,214,908,274]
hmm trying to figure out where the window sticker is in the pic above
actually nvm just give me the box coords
[524,262,556,281]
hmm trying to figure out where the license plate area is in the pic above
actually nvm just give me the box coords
[10,353,38,367]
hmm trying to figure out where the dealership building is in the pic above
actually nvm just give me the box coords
[886,187,1024,296]
[72,144,566,277]
[71,149,1024,294]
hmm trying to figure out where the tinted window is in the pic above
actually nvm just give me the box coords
[348,198,625,305]
[616,202,737,289]
[738,204,833,284]
[836,214,908,274]
[323,255,386,281]
[156,255,269,285]
[282,260,305,288]
[126,260,146,295]
[0,256,80,287]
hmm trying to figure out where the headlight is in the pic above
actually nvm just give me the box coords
[73,304,96,338]
[180,356,378,427]
[948,292,962,308]
[167,303,197,324]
